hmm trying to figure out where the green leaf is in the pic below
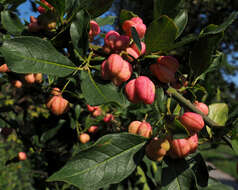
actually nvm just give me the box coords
[143,156,162,186]
[190,154,209,188]
[80,70,128,107]
[198,178,233,190]
[119,9,138,24]
[47,133,146,189]
[1,11,24,35]
[45,0,65,17]
[231,139,238,156]
[135,166,150,190]
[70,10,90,56]
[161,158,195,190]
[95,16,116,26]
[153,0,182,19]
[87,0,114,18]
[74,105,81,120]
[174,9,188,39]
[65,0,113,18]
[188,12,237,78]
[171,34,198,50]
[131,27,141,51]
[200,11,238,36]
[153,0,187,39]
[0,36,76,77]
[65,0,89,13]
[40,120,66,143]
[173,104,182,115]
[36,0,52,11]
[208,103,228,126]
[194,52,225,83]
[189,25,224,79]
[145,15,178,53]
[85,115,101,130]
[167,118,190,139]
[156,87,167,113]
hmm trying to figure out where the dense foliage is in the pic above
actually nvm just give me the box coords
[0,0,238,189]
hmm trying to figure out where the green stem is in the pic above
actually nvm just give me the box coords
[155,114,165,126]
[86,51,94,67]
[144,113,148,121]
[76,122,82,136]
[61,80,71,94]
[167,87,222,128]
[74,49,86,62]
[61,69,80,94]
[167,98,172,115]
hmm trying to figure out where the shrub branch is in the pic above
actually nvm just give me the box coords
[167,87,222,128]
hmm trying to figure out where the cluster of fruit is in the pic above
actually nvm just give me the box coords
[90,16,208,162]
[101,17,147,87]
[97,17,184,106]
[128,102,208,161]
[37,0,54,14]
[77,105,115,144]
[0,63,42,88]
[0,1,51,88]
[20,2,210,164]
[28,0,56,33]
